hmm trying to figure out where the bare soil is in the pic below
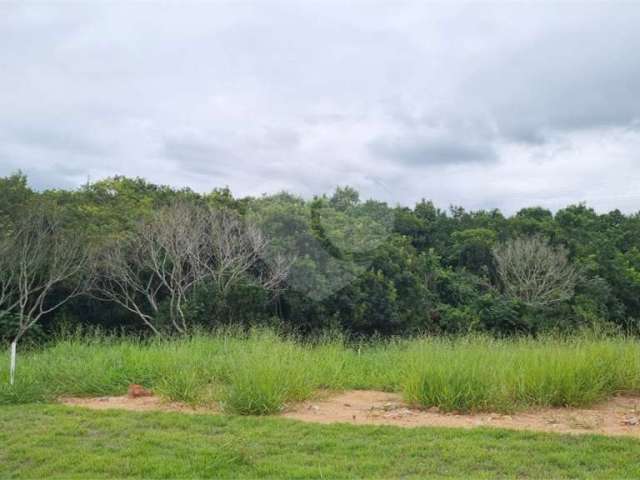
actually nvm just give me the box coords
[60,395,214,414]
[283,390,640,437]
[61,390,640,438]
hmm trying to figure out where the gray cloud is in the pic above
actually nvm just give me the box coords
[2,2,640,212]
[369,134,497,166]
[4,124,111,157]
[162,138,235,178]
[474,18,640,144]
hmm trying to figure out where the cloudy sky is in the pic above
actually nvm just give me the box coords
[2,2,640,213]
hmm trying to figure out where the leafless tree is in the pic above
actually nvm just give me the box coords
[92,202,211,335]
[92,203,291,334]
[0,241,18,338]
[92,239,164,335]
[0,238,16,324]
[0,208,89,384]
[206,209,291,301]
[493,235,577,307]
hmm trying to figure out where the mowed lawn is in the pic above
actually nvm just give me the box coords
[1,405,640,479]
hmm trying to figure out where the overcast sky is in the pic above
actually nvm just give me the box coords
[2,2,640,213]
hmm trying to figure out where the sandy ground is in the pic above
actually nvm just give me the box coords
[282,390,640,437]
[61,395,213,414]
[61,390,640,438]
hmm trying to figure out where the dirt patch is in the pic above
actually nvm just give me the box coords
[61,390,640,438]
[282,390,640,438]
[60,395,215,414]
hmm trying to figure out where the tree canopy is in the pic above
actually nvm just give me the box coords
[2,172,640,340]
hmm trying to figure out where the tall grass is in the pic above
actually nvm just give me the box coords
[2,329,640,414]
[402,334,640,412]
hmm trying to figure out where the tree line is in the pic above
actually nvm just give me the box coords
[2,172,640,353]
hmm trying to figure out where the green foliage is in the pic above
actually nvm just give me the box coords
[3,172,640,337]
[451,228,497,276]
[2,330,640,415]
[0,171,33,229]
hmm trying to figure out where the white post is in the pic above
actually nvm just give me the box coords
[9,340,16,386]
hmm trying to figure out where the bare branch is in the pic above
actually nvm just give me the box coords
[1,207,90,342]
[91,201,213,334]
[91,202,293,334]
[493,235,577,307]
[204,208,292,301]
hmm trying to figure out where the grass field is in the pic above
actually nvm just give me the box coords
[2,404,640,479]
[2,329,640,414]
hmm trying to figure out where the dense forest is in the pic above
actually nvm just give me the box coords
[2,171,640,343]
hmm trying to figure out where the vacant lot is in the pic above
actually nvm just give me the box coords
[3,331,640,478]
[2,330,640,414]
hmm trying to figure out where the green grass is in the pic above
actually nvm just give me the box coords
[2,329,640,414]
[2,404,640,479]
